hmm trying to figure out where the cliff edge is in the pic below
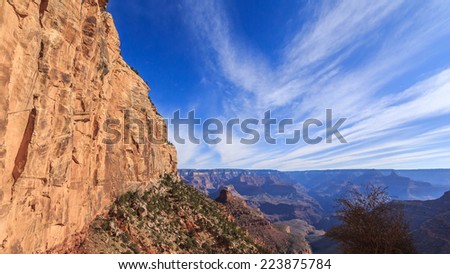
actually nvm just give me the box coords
[0,0,177,253]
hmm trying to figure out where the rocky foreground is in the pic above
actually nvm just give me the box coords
[78,175,266,254]
[78,175,311,254]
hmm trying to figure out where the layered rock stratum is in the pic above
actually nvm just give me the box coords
[0,0,177,253]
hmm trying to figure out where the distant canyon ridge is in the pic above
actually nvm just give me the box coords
[180,169,450,253]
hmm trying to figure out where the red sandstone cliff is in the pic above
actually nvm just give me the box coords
[0,0,177,253]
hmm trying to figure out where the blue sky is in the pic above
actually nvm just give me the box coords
[108,0,450,170]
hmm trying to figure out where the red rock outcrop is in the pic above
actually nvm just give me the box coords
[0,0,177,253]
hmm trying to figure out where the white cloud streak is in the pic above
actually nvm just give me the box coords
[176,0,450,170]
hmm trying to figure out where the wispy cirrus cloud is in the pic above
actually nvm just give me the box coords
[175,0,450,170]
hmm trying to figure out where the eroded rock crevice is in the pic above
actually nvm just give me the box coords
[39,0,49,27]
[11,108,36,183]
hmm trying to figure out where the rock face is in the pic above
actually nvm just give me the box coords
[0,0,177,253]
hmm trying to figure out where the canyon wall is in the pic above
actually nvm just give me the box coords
[0,0,177,253]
